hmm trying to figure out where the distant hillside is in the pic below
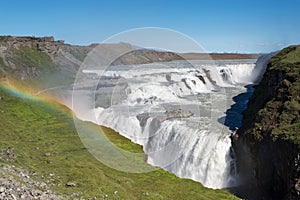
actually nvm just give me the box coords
[0,36,259,89]
[180,52,260,60]
[0,36,131,88]
[233,45,300,200]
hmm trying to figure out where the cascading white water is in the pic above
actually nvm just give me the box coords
[79,59,264,189]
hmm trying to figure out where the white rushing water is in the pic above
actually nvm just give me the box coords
[75,59,262,189]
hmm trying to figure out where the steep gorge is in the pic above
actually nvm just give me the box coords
[1,36,299,199]
[233,46,300,200]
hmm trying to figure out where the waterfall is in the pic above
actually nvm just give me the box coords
[74,58,268,189]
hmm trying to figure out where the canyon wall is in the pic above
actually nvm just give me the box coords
[233,46,300,200]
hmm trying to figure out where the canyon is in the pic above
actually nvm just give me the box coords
[0,36,299,200]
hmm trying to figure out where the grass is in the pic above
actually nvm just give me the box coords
[9,46,76,89]
[0,57,9,76]
[281,46,300,64]
[12,46,54,72]
[69,49,88,62]
[0,85,237,199]
[268,46,300,145]
[0,36,10,42]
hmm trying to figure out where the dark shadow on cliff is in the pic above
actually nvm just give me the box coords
[218,84,257,199]
[218,85,254,131]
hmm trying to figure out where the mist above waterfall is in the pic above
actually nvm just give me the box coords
[72,58,267,189]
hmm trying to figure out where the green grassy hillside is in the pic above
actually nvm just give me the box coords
[0,85,237,200]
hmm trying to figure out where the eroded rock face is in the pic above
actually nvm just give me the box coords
[137,109,194,126]
[0,36,93,83]
[160,109,194,122]
[232,47,300,200]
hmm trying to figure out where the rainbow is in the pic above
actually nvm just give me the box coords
[0,81,152,173]
[0,82,74,118]
[0,83,39,101]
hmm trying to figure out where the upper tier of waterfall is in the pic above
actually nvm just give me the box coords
[72,58,266,189]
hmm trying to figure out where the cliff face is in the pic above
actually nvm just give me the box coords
[0,36,128,86]
[233,46,300,200]
[0,36,186,89]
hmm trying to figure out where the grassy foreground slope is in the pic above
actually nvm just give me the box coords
[0,85,237,200]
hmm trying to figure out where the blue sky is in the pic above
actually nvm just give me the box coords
[1,0,300,53]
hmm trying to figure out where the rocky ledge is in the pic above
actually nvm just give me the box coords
[159,109,194,122]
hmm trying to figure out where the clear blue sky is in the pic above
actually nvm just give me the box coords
[1,0,300,53]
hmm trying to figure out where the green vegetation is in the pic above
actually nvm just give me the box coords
[0,57,6,68]
[11,46,75,88]
[268,46,300,145]
[12,46,54,72]
[243,45,300,146]
[233,45,300,200]
[0,57,8,76]
[0,85,237,199]
[10,46,56,86]
[0,36,10,42]
[69,49,87,62]
[276,45,300,64]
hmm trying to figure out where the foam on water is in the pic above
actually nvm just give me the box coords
[77,59,265,189]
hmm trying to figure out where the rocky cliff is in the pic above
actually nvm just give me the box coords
[0,36,188,90]
[0,36,126,86]
[0,36,260,89]
[233,46,300,200]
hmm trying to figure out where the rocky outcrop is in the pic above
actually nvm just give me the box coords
[0,36,92,85]
[137,109,194,127]
[233,46,300,200]
[160,109,194,122]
